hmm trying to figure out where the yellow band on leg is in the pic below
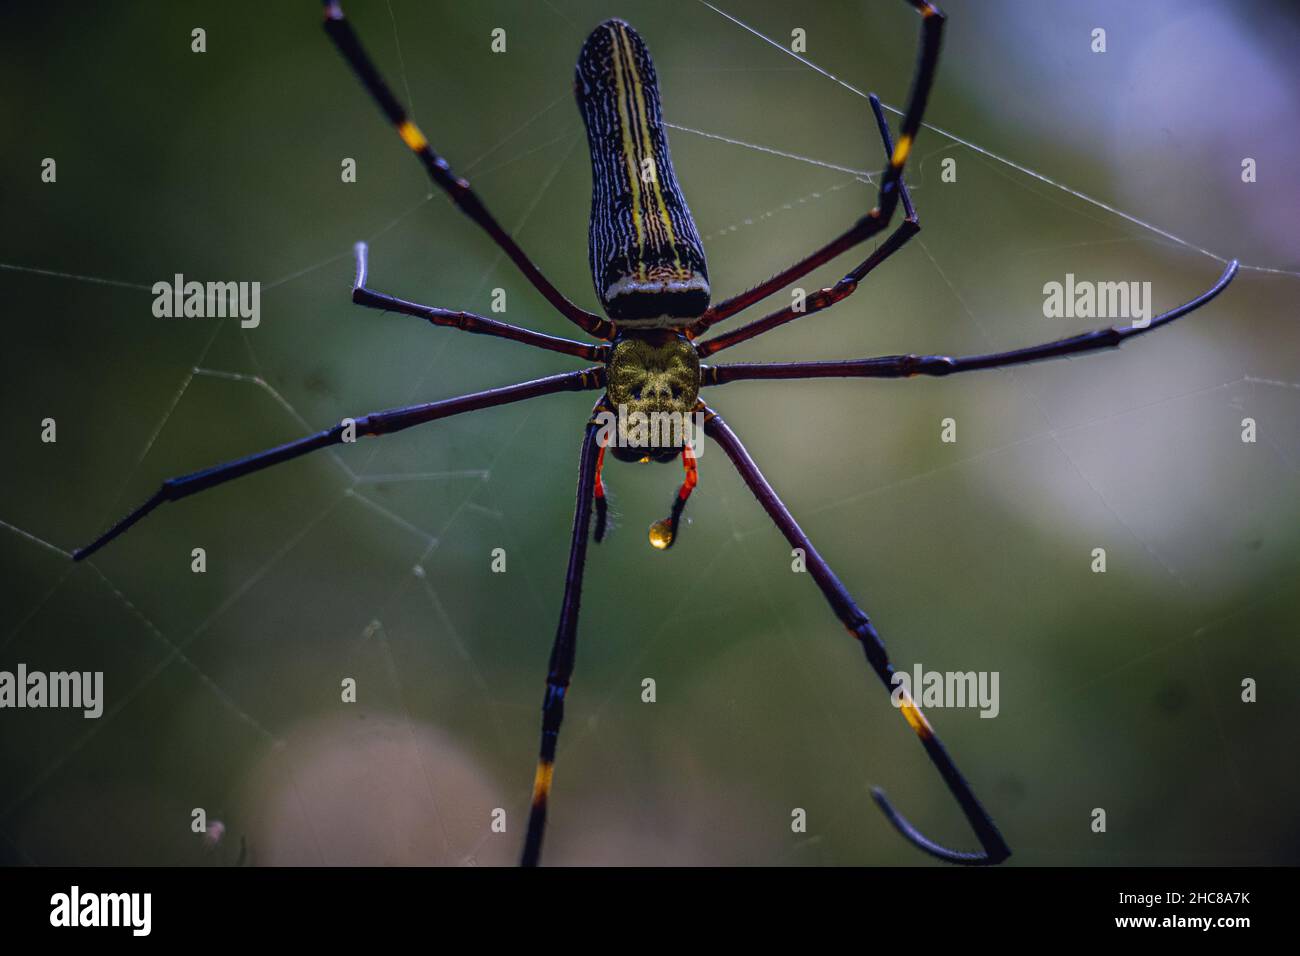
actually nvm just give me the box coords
[898,691,934,739]
[891,133,912,167]
[397,120,428,152]
[531,760,554,807]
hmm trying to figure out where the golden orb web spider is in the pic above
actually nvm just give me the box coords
[72,0,1239,866]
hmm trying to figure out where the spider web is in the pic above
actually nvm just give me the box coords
[1,0,1298,866]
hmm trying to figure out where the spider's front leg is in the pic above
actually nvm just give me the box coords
[703,404,1010,865]
[521,403,604,866]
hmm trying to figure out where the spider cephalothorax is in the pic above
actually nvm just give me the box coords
[604,332,700,462]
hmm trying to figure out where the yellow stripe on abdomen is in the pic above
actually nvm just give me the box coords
[616,24,684,276]
[608,24,646,273]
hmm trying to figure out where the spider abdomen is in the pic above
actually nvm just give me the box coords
[576,19,710,327]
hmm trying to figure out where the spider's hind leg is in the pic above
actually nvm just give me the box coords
[692,95,923,357]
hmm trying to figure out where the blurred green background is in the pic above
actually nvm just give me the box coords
[1,0,1297,866]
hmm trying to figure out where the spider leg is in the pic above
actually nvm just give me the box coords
[689,1,943,333]
[73,368,605,561]
[322,2,615,341]
[700,261,1239,386]
[350,243,609,362]
[522,403,605,866]
[695,96,920,354]
[702,404,1009,865]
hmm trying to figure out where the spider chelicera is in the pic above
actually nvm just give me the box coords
[74,0,1237,866]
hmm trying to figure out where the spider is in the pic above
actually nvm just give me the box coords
[74,0,1238,866]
